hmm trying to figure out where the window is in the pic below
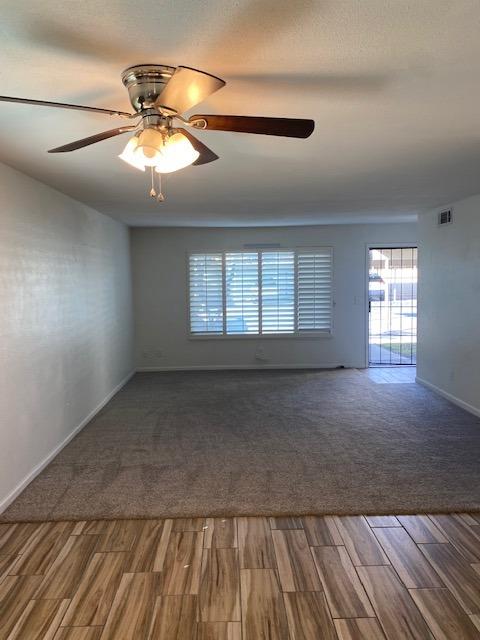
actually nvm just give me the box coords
[188,248,333,336]
[188,254,223,334]
[297,250,333,332]
[225,252,259,334]
[261,251,295,333]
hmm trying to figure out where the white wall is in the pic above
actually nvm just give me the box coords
[132,223,417,370]
[417,194,480,416]
[0,163,134,510]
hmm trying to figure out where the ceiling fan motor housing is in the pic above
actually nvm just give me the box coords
[121,64,176,113]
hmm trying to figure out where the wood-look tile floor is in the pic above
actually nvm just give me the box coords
[1,513,479,639]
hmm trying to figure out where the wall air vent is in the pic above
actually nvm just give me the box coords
[438,209,453,226]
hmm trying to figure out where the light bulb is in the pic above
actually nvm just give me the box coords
[134,129,165,167]
[155,132,199,174]
[119,135,145,171]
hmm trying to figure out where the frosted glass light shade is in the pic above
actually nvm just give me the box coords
[155,133,199,174]
[118,135,145,171]
[119,130,199,174]
[134,128,165,167]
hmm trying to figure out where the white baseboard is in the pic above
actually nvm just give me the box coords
[416,376,480,418]
[0,369,135,514]
[137,363,350,372]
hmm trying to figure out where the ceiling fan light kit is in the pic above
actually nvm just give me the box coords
[118,135,145,171]
[0,64,315,203]
[119,127,200,173]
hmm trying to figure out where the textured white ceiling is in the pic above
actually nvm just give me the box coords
[1,0,480,226]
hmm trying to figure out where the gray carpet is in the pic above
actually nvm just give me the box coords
[2,369,479,522]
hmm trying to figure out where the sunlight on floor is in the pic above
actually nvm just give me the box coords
[366,366,417,384]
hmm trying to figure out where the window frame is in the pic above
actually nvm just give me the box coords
[187,247,334,340]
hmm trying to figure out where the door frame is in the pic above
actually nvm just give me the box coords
[364,243,418,368]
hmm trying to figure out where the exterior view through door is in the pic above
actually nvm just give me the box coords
[369,246,417,366]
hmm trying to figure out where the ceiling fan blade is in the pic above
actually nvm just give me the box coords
[177,128,219,165]
[156,66,225,114]
[48,125,137,153]
[189,114,315,138]
[0,95,132,118]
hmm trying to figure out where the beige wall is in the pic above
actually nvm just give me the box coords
[417,194,480,416]
[131,223,417,370]
[0,163,134,510]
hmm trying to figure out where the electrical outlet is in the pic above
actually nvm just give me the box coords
[255,346,269,362]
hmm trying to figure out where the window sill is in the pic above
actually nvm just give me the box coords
[188,332,334,341]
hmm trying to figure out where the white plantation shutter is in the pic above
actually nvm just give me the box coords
[188,248,333,336]
[297,249,333,332]
[189,254,223,334]
[225,252,259,334]
[261,251,295,333]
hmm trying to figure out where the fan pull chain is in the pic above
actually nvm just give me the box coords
[157,172,165,202]
[147,168,165,202]
[149,167,157,198]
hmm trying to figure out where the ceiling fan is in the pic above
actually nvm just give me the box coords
[0,64,315,201]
